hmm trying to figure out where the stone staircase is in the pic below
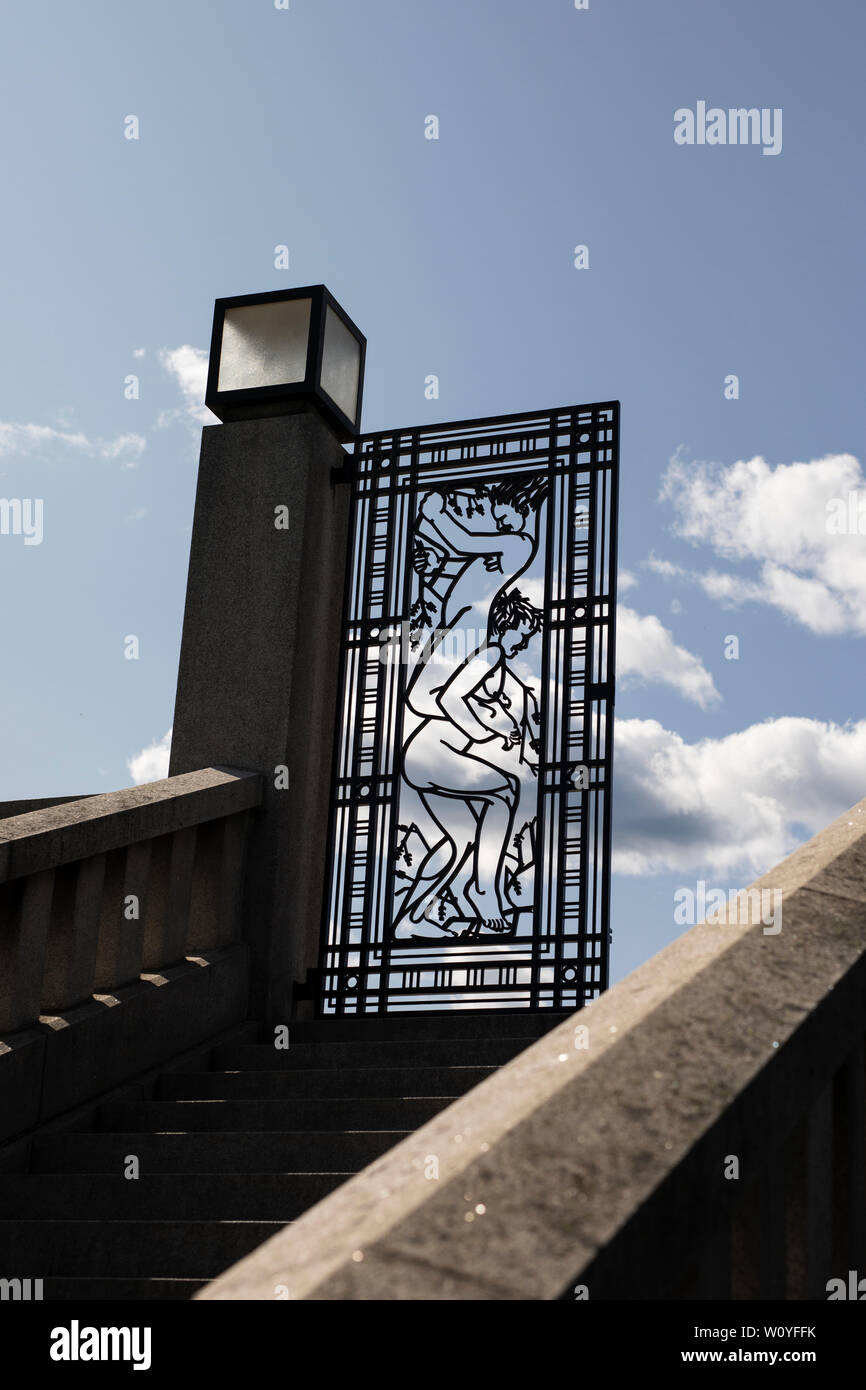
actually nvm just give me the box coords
[0,1011,567,1299]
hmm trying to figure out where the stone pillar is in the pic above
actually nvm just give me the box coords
[168,410,350,1024]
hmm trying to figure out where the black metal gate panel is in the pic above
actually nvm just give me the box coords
[319,402,618,1015]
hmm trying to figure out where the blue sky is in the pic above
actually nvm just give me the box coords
[1,0,864,983]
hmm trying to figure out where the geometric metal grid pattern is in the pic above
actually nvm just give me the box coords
[318,402,619,1015]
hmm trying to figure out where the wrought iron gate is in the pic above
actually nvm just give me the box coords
[318,402,619,1015]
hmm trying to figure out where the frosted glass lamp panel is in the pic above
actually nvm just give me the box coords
[320,306,361,422]
[217,299,312,391]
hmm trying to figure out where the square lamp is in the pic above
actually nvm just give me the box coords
[205,285,366,442]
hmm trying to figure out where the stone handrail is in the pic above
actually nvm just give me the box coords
[0,768,262,1142]
[0,767,262,1032]
[199,795,866,1301]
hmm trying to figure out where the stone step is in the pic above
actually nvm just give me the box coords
[0,1219,284,1279]
[283,1011,572,1043]
[41,1277,205,1301]
[211,1036,533,1071]
[30,1130,409,1174]
[2,1012,568,1294]
[0,1173,347,1221]
[158,1065,495,1101]
[96,1097,452,1133]
[40,1278,204,1301]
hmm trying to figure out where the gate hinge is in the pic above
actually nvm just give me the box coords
[293,967,323,1001]
[331,455,357,485]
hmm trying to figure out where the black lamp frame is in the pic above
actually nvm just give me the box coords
[205,284,366,442]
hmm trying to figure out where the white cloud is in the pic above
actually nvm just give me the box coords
[616,605,720,709]
[0,421,89,455]
[158,345,218,425]
[658,451,866,634]
[132,347,146,359]
[613,715,866,876]
[99,433,147,465]
[618,569,638,593]
[128,728,172,785]
[0,420,145,466]
[645,553,684,579]
[697,570,766,605]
